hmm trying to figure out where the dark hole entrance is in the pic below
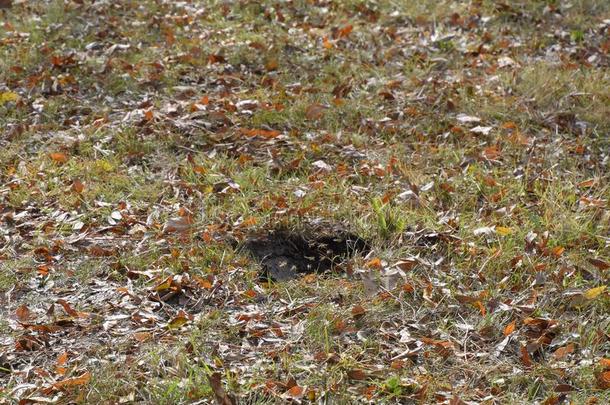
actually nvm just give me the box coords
[241,227,369,281]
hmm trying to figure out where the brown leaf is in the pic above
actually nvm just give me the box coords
[597,370,610,389]
[71,179,85,193]
[351,305,366,318]
[133,332,152,343]
[56,299,88,318]
[554,384,575,393]
[600,358,610,369]
[395,258,417,271]
[553,343,575,359]
[543,395,560,405]
[49,152,69,164]
[15,304,32,322]
[53,371,91,389]
[347,369,367,380]
[207,373,236,405]
[163,217,193,234]
[588,258,610,271]
[520,345,533,368]
[305,103,327,120]
[265,58,278,71]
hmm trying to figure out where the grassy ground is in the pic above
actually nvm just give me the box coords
[1,0,609,403]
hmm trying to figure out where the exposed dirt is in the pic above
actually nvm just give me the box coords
[241,225,369,281]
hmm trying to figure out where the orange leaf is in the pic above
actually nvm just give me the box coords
[322,36,333,49]
[338,24,353,38]
[15,304,31,322]
[552,246,565,257]
[194,276,213,289]
[53,371,91,389]
[49,152,68,164]
[597,371,610,389]
[285,385,304,398]
[55,352,69,376]
[482,146,501,160]
[600,358,610,369]
[503,320,516,336]
[365,257,382,269]
[239,128,281,139]
[57,352,69,366]
[243,289,257,299]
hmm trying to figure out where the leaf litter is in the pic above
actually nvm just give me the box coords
[0,0,609,403]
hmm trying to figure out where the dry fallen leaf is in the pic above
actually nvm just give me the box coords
[584,286,606,300]
[503,320,516,336]
[553,343,575,359]
[15,304,32,322]
[305,103,327,120]
[163,217,192,234]
[282,385,304,400]
[520,345,533,368]
[53,371,91,389]
[207,372,236,405]
[588,258,610,271]
[49,152,69,164]
[71,179,85,193]
[597,370,610,389]
[351,305,366,318]
[347,369,367,380]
